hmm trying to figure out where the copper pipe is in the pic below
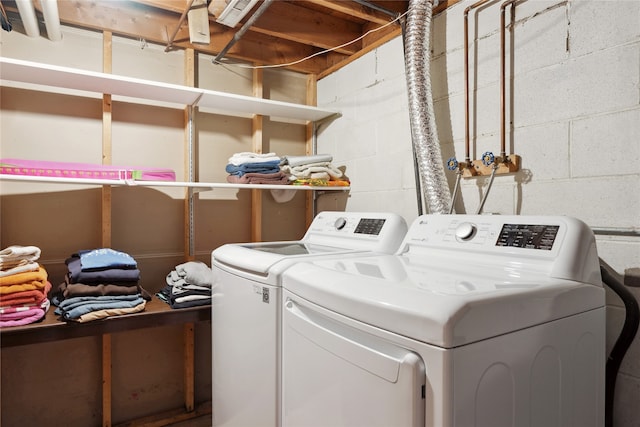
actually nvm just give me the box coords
[463,0,492,164]
[500,0,518,159]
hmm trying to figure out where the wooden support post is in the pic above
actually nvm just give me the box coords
[102,31,112,247]
[305,74,318,228]
[102,30,113,427]
[251,67,264,242]
[184,322,195,412]
[182,48,197,414]
[102,333,112,427]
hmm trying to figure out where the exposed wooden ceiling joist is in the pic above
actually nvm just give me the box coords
[2,1,457,77]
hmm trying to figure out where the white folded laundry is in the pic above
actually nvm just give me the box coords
[281,154,333,167]
[0,245,41,268]
[228,152,281,166]
[282,162,343,180]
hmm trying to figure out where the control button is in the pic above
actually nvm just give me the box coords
[334,217,347,230]
[455,222,476,241]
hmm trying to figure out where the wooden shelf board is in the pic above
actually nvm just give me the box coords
[0,57,339,122]
[0,174,351,191]
[0,297,211,348]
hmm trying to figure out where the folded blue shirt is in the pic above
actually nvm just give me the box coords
[77,248,137,271]
[55,294,144,320]
[225,160,281,176]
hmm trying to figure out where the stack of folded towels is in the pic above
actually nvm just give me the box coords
[157,261,212,309]
[52,248,150,323]
[226,152,289,185]
[280,154,349,186]
[226,152,350,187]
[0,245,51,327]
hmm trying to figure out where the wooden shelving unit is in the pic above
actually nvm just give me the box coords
[0,57,348,194]
[0,57,340,122]
[0,53,344,427]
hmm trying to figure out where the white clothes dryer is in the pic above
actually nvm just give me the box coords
[211,211,408,427]
[281,214,606,427]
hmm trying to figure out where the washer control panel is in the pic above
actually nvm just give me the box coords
[303,212,408,253]
[402,214,601,286]
[495,224,559,250]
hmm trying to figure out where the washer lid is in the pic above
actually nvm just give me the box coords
[281,254,605,348]
[211,211,408,281]
[212,241,356,276]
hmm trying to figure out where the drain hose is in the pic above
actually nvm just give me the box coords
[600,259,640,427]
[404,0,452,215]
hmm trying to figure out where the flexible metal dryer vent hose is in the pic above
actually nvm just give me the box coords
[404,0,452,215]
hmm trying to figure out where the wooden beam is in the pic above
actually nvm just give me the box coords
[133,0,191,14]
[102,31,113,249]
[245,1,361,55]
[101,31,113,427]
[305,73,317,229]
[251,67,264,243]
[102,333,112,427]
[305,0,396,25]
[183,322,195,412]
[52,1,337,74]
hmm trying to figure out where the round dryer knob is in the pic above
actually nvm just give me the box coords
[334,217,347,230]
[455,222,476,241]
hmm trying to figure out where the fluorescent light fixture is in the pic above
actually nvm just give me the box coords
[210,0,259,28]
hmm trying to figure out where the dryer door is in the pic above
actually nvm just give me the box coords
[282,293,425,427]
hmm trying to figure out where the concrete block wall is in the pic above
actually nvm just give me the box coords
[317,1,640,425]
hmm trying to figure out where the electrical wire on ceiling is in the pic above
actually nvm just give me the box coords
[212,6,412,70]
[0,1,12,32]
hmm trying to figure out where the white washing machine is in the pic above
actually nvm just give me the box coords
[281,214,606,427]
[211,211,408,427]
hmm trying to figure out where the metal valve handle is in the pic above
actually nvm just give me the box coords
[446,157,459,171]
[481,151,495,166]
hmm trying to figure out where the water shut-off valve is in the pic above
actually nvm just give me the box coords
[446,151,520,178]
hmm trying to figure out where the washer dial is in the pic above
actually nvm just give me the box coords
[455,222,476,241]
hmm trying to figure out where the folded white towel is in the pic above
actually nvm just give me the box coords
[0,245,41,268]
[228,152,281,166]
[0,262,40,277]
[281,154,333,167]
[282,162,343,180]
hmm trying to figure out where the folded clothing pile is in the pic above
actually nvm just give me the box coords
[157,261,212,309]
[0,245,51,327]
[280,154,349,186]
[52,248,150,323]
[225,152,289,185]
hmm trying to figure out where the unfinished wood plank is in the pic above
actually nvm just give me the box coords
[103,333,112,427]
[112,401,212,427]
[184,322,195,412]
[187,0,210,45]
[251,67,263,242]
[245,1,360,55]
[51,1,331,74]
[305,74,317,228]
[102,31,112,248]
[102,33,113,427]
